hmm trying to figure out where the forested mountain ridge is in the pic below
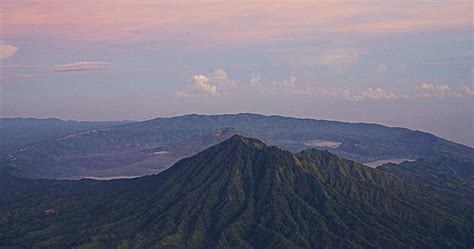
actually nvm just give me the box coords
[5,113,472,179]
[1,135,472,248]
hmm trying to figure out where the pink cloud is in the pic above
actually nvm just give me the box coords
[51,61,112,72]
[1,1,470,47]
[0,42,18,59]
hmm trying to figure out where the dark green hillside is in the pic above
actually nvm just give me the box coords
[1,136,472,248]
[380,148,474,221]
[380,136,474,199]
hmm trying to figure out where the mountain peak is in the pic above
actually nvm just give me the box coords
[2,133,473,248]
[225,134,266,149]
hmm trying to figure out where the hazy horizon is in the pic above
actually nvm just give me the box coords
[2,110,473,148]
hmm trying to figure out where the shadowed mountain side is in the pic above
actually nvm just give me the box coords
[1,135,472,248]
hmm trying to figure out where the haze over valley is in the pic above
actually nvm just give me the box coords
[2,114,469,180]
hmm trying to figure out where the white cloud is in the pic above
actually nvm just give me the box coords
[319,49,360,68]
[417,83,474,98]
[249,76,261,86]
[175,91,191,98]
[307,86,400,101]
[418,83,455,97]
[209,68,236,86]
[247,78,473,101]
[274,76,296,88]
[52,61,112,72]
[310,87,351,99]
[459,85,474,96]
[211,68,228,80]
[193,74,220,96]
[420,83,450,91]
[245,75,300,95]
[357,87,398,101]
[177,68,235,97]
[211,68,229,80]
[0,43,18,60]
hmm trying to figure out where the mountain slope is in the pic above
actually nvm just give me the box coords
[0,118,132,159]
[379,152,474,218]
[1,136,472,248]
[6,113,472,179]
[6,127,244,179]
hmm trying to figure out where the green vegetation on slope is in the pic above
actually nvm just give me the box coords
[1,135,472,248]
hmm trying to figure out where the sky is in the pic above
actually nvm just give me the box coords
[0,1,473,146]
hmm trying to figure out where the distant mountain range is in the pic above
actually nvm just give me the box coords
[0,117,133,159]
[4,113,472,179]
[1,135,472,248]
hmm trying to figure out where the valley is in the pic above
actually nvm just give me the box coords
[5,114,467,180]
